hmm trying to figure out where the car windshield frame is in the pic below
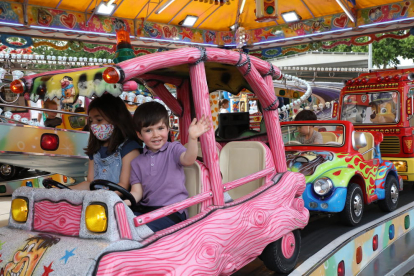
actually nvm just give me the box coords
[340,91,400,125]
[282,123,346,147]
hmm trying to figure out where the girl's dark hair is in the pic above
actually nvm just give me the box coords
[133,102,169,132]
[294,109,317,121]
[219,99,229,108]
[85,93,140,156]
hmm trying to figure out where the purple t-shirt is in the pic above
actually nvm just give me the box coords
[130,141,189,209]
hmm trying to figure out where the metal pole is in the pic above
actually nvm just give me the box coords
[368,43,373,70]
[0,103,88,117]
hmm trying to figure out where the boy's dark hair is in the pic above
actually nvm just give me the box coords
[85,93,141,156]
[133,102,169,132]
[74,107,85,112]
[63,76,73,81]
[294,110,317,121]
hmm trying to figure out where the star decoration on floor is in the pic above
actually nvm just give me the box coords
[60,248,76,264]
[42,262,54,276]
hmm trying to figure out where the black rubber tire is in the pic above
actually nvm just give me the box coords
[260,230,301,274]
[0,164,17,181]
[340,183,364,226]
[378,175,399,212]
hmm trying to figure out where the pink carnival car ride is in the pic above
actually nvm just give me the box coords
[4,48,309,275]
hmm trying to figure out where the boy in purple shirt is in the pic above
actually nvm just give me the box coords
[126,101,211,232]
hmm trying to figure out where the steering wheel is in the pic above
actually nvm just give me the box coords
[43,179,71,189]
[90,179,137,207]
[286,141,302,145]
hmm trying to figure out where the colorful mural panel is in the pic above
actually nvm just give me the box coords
[357,0,414,26]
[248,12,353,44]
[27,6,133,35]
[0,2,22,24]
[140,21,219,45]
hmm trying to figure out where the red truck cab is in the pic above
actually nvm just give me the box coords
[339,68,414,181]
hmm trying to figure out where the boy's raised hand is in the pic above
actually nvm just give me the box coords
[188,115,211,140]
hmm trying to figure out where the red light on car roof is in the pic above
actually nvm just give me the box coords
[41,134,59,151]
[361,78,368,84]
[10,79,25,94]
[347,80,353,85]
[354,79,360,84]
[103,67,121,84]
[385,76,391,82]
[377,76,384,82]
[394,74,401,81]
[337,260,345,276]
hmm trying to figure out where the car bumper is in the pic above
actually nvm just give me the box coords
[384,157,414,181]
[303,185,347,213]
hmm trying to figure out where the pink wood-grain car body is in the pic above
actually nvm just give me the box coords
[2,48,309,276]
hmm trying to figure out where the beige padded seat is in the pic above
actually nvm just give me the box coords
[220,141,267,200]
[184,141,220,158]
[320,132,337,143]
[337,134,343,144]
[183,162,202,218]
[358,132,374,160]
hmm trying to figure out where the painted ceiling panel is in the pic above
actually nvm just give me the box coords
[6,0,409,31]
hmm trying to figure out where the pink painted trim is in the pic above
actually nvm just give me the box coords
[189,62,223,206]
[118,48,280,87]
[224,167,274,191]
[236,62,285,173]
[177,80,191,145]
[146,80,183,116]
[33,200,82,236]
[140,74,183,87]
[281,232,296,259]
[96,172,308,275]
[134,191,213,226]
[115,202,132,240]
[197,160,213,212]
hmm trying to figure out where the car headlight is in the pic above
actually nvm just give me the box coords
[11,198,28,222]
[392,161,407,172]
[85,204,107,233]
[313,177,333,196]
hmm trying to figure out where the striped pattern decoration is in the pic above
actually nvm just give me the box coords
[116,48,280,87]
[263,74,287,172]
[96,171,308,275]
[259,141,276,183]
[177,80,191,145]
[198,160,213,213]
[114,202,132,240]
[33,200,82,236]
[140,74,183,87]
[236,61,286,172]
[146,80,183,116]
[189,61,224,206]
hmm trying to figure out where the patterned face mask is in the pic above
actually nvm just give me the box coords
[91,123,114,141]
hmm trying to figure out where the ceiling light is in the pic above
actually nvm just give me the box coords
[96,2,116,15]
[335,0,355,23]
[182,15,198,27]
[155,0,175,14]
[281,11,301,23]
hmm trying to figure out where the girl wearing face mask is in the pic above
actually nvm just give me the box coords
[71,93,142,191]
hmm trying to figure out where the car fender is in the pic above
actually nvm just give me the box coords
[315,167,361,189]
